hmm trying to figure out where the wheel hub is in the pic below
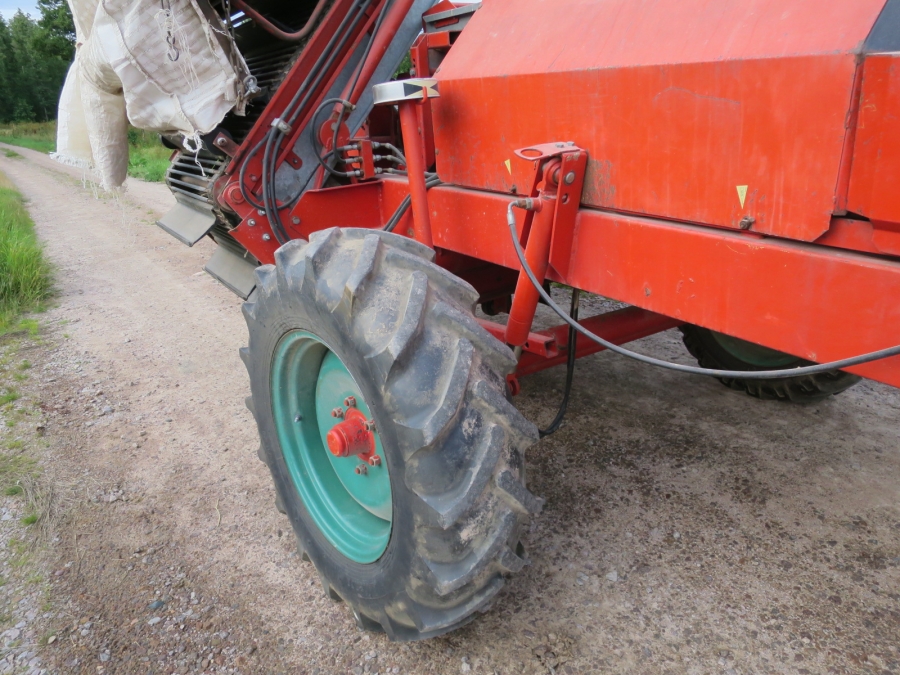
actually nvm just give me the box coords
[326,405,381,470]
[271,330,392,563]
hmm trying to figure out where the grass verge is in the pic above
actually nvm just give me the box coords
[0,122,172,183]
[0,171,53,335]
[0,122,55,154]
[127,128,172,182]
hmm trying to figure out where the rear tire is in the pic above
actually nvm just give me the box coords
[241,228,541,640]
[680,324,860,402]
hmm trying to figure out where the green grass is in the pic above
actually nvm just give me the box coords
[0,388,20,406]
[3,150,21,159]
[0,122,171,183]
[0,172,53,334]
[0,122,55,154]
[127,128,172,182]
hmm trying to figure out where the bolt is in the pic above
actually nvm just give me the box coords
[216,137,226,146]
[354,464,368,475]
[262,234,271,241]
[331,407,344,418]
[344,396,356,408]
[368,455,381,467]
[257,209,266,216]
[294,414,302,423]
[556,143,565,148]
[739,216,756,230]
[248,219,256,227]
[292,216,301,225]
[364,419,377,433]
[564,171,576,185]
[250,174,258,181]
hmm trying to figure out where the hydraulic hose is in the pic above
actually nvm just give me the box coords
[506,201,900,379]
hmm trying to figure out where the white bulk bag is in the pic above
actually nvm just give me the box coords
[53,0,249,190]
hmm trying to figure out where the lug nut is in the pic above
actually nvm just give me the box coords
[367,455,381,467]
[331,407,344,418]
[354,464,368,475]
[344,396,356,408]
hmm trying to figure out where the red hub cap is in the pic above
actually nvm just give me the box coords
[326,407,379,465]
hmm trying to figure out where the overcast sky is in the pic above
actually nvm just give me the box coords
[0,0,39,20]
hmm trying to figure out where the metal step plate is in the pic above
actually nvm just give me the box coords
[157,200,217,247]
[204,245,257,299]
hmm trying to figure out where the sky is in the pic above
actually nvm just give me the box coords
[0,0,39,20]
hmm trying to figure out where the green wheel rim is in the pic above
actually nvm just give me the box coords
[710,331,799,369]
[271,330,392,563]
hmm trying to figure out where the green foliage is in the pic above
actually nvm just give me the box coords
[0,1,74,124]
[2,121,169,183]
[127,128,171,182]
[0,172,52,333]
[0,121,56,153]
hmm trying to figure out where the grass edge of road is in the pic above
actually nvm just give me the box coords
[0,122,171,183]
[0,167,66,658]
[0,165,56,541]
[0,170,53,335]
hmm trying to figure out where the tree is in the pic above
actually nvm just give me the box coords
[35,0,75,62]
[0,1,74,123]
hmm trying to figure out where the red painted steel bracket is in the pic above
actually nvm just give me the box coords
[505,143,587,347]
[476,319,559,358]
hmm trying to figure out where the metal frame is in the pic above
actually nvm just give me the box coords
[212,0,900,391]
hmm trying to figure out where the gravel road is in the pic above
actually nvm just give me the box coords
[0,144,899,675]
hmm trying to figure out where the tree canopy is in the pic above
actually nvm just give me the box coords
[0,0,75,123]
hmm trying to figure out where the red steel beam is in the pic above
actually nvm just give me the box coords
[476,319,559,358]
[515,308,682,377]
[373,180,900,388]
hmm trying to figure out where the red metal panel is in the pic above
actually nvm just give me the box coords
[847,55,900,228]
[432,0,886,242]
[415,183,900,388]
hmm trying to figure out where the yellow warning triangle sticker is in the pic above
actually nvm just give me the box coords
[505,159,512,175]
[736,185,748,209]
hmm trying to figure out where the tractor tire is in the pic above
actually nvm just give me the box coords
[680,324,860,402]
[241,228,541,641]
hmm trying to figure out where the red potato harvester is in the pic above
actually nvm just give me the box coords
[148,0,900,639]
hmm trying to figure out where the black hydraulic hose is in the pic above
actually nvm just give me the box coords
[262,132,289,244]
[238,137,267,211]
[384,176,442,231]
[310,2,393,180]
[539,288,580,438]
[283,0,371,126]
[310,98,360,179]
[505,201,900,378]
[261,0,373,234]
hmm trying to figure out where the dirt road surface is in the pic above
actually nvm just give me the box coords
[1,145,899,675]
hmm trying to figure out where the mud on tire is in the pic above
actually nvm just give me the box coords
[680,324,860,402]
[241,228,541,640]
